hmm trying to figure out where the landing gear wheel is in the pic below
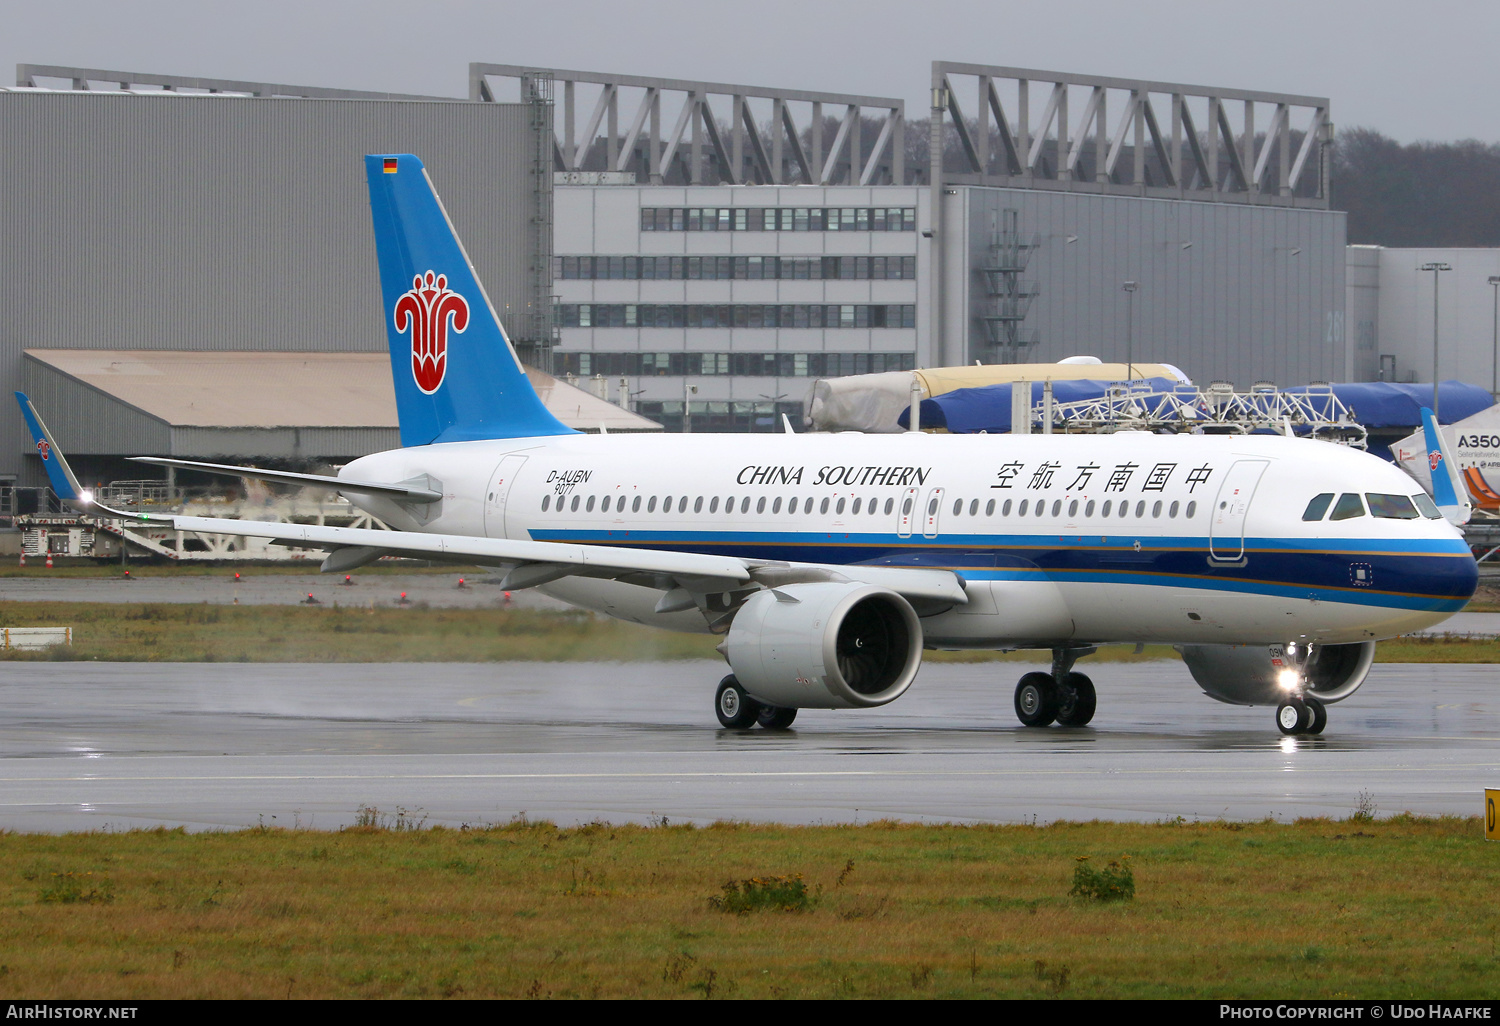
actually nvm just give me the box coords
[1304,697,1327,735]
[1055,672,1097,727]
[1276,699,1309,735]
[715,675,762,729]
[756,705,798,730]
[1014,672,1060,727]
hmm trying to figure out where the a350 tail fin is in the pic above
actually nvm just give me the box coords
[1421,406,1472,526]
[14,391,84,505]
[365,154,576,446]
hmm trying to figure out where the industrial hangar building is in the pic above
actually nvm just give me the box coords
[1,65,654,504]
[0,56,1446,507]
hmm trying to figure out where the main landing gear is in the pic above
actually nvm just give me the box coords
[715,675,798,731]
[1275,696,1327,736]
[1013,647,1098,728]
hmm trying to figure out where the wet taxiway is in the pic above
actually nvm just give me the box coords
[0,659,1494,831]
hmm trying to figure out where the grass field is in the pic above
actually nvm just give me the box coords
[0,815,1491,999]
[0,599,1490,664]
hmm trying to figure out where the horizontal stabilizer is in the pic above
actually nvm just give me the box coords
[130,457,442,504]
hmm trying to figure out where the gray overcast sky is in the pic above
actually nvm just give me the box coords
[2,0,1496,144]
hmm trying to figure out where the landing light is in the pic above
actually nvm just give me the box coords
[1277,669,1301,691]
[78,490,94,505]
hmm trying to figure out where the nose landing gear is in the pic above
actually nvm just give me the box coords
[1275,696,1327,736]
[1272,643,1327,735]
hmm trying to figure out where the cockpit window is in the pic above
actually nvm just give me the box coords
[1302,493,1334,521]
[1412,492,1443,519]
[1329,493,1366,521]
[1365,493,1420,520]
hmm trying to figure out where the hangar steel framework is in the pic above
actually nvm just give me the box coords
[470,63,907,187]
[927,61,1332,207]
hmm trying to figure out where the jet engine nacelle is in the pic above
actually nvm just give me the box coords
[724,582,923,709]
[1179,641,1377,706]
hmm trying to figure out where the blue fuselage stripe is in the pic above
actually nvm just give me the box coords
[527,529,1476,612]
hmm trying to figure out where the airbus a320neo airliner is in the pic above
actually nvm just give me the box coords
[16,154,1478,736]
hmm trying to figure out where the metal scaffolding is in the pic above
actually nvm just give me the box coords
[471,63,906,186]
[1028,381,1367,447]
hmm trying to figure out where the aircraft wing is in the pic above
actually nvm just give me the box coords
[14,390,967,609]
[156,513,968,606]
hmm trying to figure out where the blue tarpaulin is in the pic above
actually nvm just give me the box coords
[1280,382,1492,428]
[895,378,1180,433]
[895,379,1493,434]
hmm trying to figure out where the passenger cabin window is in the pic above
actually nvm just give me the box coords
[1186,501,1197,518]
[541,495,551,511]
[1302,493,1335,521]
[1412,492,1443,519]
[1329,493,1366,521]
[633,496,642,512]
[1366,493,1420,519]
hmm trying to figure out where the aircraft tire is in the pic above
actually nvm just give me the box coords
[715,675,761,729]
[1056,672,1097,727]
[1014,672,1059,727]
[1305,697,1327,735]
[1276,699,1309,735]
[756,705,798,730]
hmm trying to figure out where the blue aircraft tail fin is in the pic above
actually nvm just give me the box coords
[14,392,83,504]
[365,154,576,446]
[1421,406,1472,526]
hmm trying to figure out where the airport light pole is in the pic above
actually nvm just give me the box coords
[1489,275,1500,398]
[1121,281,1139,382]
[1419,262,1451,421]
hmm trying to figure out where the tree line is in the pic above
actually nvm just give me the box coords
[1331,128,1500,246]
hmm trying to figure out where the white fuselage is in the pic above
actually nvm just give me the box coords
[341,430,1477,648]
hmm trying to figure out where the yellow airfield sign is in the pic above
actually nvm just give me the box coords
[1487,790,1500,840]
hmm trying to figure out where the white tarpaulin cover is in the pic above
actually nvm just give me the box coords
[804,360,1190,433]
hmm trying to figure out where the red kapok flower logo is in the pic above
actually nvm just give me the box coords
[1429,449,1443,472]
[393,270,470,395]
[36,439,49,462]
